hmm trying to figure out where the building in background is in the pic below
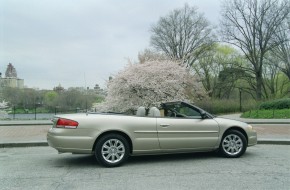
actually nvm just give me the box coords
[0,63,24,89]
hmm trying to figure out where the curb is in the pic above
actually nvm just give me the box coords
[257,139,290,145]
[0,141,48,148]
[247,122,290,124]
[0,140,289,148]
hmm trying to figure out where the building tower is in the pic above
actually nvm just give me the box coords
[5,63,17,78]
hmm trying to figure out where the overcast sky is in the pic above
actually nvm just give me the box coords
[0,0,221,90]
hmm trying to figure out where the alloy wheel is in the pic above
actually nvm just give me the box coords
[222,134,243,156]
[101,139,125,164]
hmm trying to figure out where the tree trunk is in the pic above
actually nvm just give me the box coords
[256,71,263,100]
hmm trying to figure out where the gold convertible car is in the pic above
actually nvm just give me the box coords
[47,101,257,167]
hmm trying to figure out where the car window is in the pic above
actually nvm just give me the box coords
[179,106,201,118]
[163,103,202,119]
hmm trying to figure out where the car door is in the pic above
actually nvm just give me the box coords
[156,117,219,150]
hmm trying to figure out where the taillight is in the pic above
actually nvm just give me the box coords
[56,118,79,129]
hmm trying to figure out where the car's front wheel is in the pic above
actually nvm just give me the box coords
[95,134,129,167]
[219,130,247,158]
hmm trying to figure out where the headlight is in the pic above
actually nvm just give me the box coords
[248,124,253,130]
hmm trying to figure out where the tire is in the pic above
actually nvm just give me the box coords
[95,134,129,167]
[219,130,247,158]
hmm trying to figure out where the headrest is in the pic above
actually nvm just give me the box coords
[148,107,161,117]
[136,106,146,116]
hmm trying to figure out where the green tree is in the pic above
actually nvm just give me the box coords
[44,91,58,110]
[192,44,244,98]
[54,88,98,111]
[1,87,20,106]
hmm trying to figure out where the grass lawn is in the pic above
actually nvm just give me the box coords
[241,109,290,119]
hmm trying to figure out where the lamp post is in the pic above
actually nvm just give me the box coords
[239,88,242,112]
[34,103,37,120]
[13,105,16,120]
[54,106,59,115]
[34,102,41,120]
[86,87,89,113]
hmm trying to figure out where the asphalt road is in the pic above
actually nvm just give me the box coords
[0,145,289,190]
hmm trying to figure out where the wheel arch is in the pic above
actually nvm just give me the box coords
[223,126,248,144]
[92,130,133,154]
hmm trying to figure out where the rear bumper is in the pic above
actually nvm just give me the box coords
[47,128,94,154]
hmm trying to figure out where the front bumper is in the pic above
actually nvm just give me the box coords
[248,130,257,146]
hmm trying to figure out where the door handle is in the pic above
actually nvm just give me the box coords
[160,124,170,127]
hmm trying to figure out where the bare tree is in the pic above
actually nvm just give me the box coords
[220,0,290,100]
[263,55,290,98]
[138,49,168,64]
[150,3,215,67]
[272,22,290,80]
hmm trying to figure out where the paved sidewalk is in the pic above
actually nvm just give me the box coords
[0,120,52,126]
[0,114,289,147]
[220,113,290,124]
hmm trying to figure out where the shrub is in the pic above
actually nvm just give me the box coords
[196,99,257,115]
[259,98,290,110]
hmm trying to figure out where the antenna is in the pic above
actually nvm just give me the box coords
[84,73,88,113]
[84,73,87,89]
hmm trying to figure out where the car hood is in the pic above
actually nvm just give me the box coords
[213,117,249,128]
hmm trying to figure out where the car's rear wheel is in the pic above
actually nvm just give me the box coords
[95,134,129,167]
[219,130,247,158]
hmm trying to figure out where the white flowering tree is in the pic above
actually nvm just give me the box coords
[0,100,9,119]
[96,60,207,113]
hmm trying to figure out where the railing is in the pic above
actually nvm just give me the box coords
[5,106,92,120]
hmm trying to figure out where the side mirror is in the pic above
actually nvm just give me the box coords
[200,110,207,119]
